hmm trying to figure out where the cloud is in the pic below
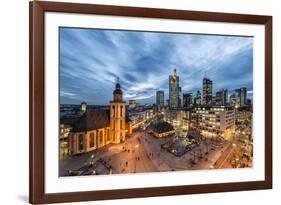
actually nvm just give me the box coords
[60,27,253,105]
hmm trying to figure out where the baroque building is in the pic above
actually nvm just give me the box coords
[110,77,126,143]
[67,78,132,155]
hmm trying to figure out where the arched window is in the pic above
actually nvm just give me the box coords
[99,131,103,144]
[107,129,110,141]
[78,134,84,151]
[89,133,95,148]
[112,105,115,117]
[120,105,123,117]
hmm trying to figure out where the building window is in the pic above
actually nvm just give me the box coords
[96,130,99,147]
[112,105,115,117]
[120,120,122,129]
[107,129,110,141]
[99,131,103,144]
[120,105,123,117]
[89,133,95,148]
[78,134,84,151]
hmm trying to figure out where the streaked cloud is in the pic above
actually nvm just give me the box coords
[60,28,253,105]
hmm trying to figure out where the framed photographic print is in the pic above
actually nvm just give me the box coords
[29,1,272,204]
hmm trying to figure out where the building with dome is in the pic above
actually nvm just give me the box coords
[67,78,132,155]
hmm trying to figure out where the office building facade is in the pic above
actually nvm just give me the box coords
[202,78,213,105]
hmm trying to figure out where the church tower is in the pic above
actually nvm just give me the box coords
[110,77,126,144]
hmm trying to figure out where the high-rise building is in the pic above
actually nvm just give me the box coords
[235,89,241,107]
[215,89,228,105]
[240,87,247,106]
[178,87,183,107]
[169,68,179,108]
[156,90,165,110]
[195,90,202,106]
[235,87,247,107]
[202,78,213,105]
[230,94,236,106]
[183,93,193,107]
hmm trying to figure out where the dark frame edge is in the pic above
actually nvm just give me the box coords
[29,2,33,203]
[264,16,273,189]
[29,1,45,204]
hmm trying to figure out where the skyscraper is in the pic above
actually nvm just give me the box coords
[195,90,202,106]
[178,87,183,107]
[235,87,247,107]
[215,89,228,105]
[235,89,241,107]
[240,87,247,106]
[202,78,212,105]
[169,68,179,108]
[183,93,193,107]
[230,94,236,106]
[156,90,164,110]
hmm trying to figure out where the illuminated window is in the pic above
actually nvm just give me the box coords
[112,105,115,117]
[89,133,95,147]
[99,131,103,144]
[120,105,123,117]
[78,134,84,151]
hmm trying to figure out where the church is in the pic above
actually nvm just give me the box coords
[67,78,132,155]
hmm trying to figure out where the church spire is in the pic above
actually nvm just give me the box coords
[115,76,121,90]
[113,76,122,101]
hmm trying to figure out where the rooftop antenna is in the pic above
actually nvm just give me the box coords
[117,76,120,84]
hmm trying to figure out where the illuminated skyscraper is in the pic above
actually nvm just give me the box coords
[183,93,193,107]
[178,87,183,107]
[156,90,165,110]
[169,68,179,108]
[202,78,213,105]
[215,89,228,105]
[195,90,202,106]
[235,87,247,107]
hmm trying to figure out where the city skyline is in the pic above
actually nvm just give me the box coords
[60,27,253,105]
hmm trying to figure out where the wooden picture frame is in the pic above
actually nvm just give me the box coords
[29,1,272,204]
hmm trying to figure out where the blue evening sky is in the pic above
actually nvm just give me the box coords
[60,27,253,105]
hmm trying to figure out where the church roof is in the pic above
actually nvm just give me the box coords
[72,109,110,132]
[113,88,122,95]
